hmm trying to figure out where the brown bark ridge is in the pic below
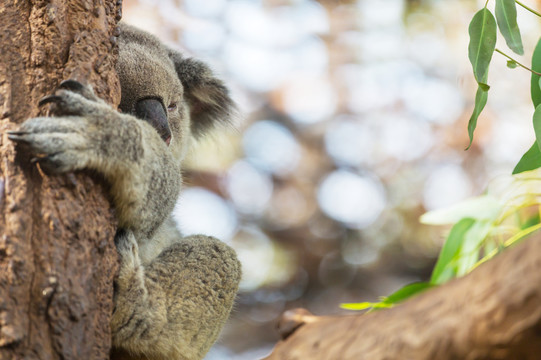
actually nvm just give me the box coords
[0,1,121,359]
[265,234,541,360]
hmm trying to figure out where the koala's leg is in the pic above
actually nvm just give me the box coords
[7,81,181,238]
[111,230,241,360]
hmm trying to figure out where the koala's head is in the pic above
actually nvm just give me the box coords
[116,23,235,159]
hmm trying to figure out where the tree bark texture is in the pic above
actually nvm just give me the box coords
[0,1,121,359]
[265,234,541,360]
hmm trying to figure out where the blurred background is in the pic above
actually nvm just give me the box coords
[123,0,541,358]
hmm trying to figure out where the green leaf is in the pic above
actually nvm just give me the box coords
[504,223,541,248]
[466,86,489,149]
[420,195,501,225]
[466,8,496,149]
[521,212,541,230]
[340,282,433,312]
[430,218,475,285]
[455,220,492,276]
[530,38,541,107]
[340,302,392,311]
[495,0,524,55]
[478,83,490,91]
[513,142,541,174]
[507,60,518,69]
[468,8,497,84]
[534,104,541,151]
[340,302,375,311]
[383,282,433,305]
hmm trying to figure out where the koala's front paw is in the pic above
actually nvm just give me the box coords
[7,119,92,174]
[115,229,140,267]
[7,80,113,174]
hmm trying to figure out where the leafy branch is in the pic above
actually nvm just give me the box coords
[495,48,541,75]
[342,0,541,313]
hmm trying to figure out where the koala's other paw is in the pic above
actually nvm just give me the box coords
[115,229,139,266]
[114,229,142,289]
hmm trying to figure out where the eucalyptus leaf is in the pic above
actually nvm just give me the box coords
[468,8,497,84]
[478,83,490,91]
[430,218,475,285]
[383,282,433,305]
[533,104,541,151]
[506,60,518,69]
[513,142,541,174]
[340,302,392,311]
[420,196,501,225]
[466,8,496,148]
[521,212,541,230]
[467,85,488,149]
[530,38,541,107]
[340,302,374,311]
[495,0,524,55]
[455,220,492,276]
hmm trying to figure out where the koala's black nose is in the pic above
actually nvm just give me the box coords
[134,98,172,145]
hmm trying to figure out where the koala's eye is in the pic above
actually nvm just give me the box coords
[167,103,177,111]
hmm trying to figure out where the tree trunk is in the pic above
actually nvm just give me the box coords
[0,1,121,359]
[265,234,541,360]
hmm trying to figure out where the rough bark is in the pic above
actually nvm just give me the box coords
[265,234,541,360]
[0,1,121,359]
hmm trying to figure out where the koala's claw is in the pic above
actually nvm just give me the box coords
[6,131,30,142]
[33,153,71,174]
[6,130,27,136]
[58,79,99,102]
[38,94,63,107]
[37,80,102,116]
[59,79,85,92]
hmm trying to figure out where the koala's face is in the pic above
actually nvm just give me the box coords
[116,23,234,160]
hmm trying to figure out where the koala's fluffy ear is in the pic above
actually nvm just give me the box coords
[168,50,236,137]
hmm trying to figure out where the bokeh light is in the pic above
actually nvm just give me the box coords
[174,187,238,241]
[318,170,386,228]
[282,74,336,124]
[225,160,274,216]
[242,120,300,176]
[324,117,374,167]
[423,164,473,211]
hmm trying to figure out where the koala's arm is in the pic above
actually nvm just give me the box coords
[9,79,241,359]
[111,229,241,360]
[9,22,241,359]
[8,80,181,238]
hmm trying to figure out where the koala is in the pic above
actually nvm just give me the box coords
[7,23,241,360]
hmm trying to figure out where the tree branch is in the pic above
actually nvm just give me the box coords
[265,234,541,359]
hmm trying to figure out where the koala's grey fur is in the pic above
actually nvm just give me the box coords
[8,23,241,360]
